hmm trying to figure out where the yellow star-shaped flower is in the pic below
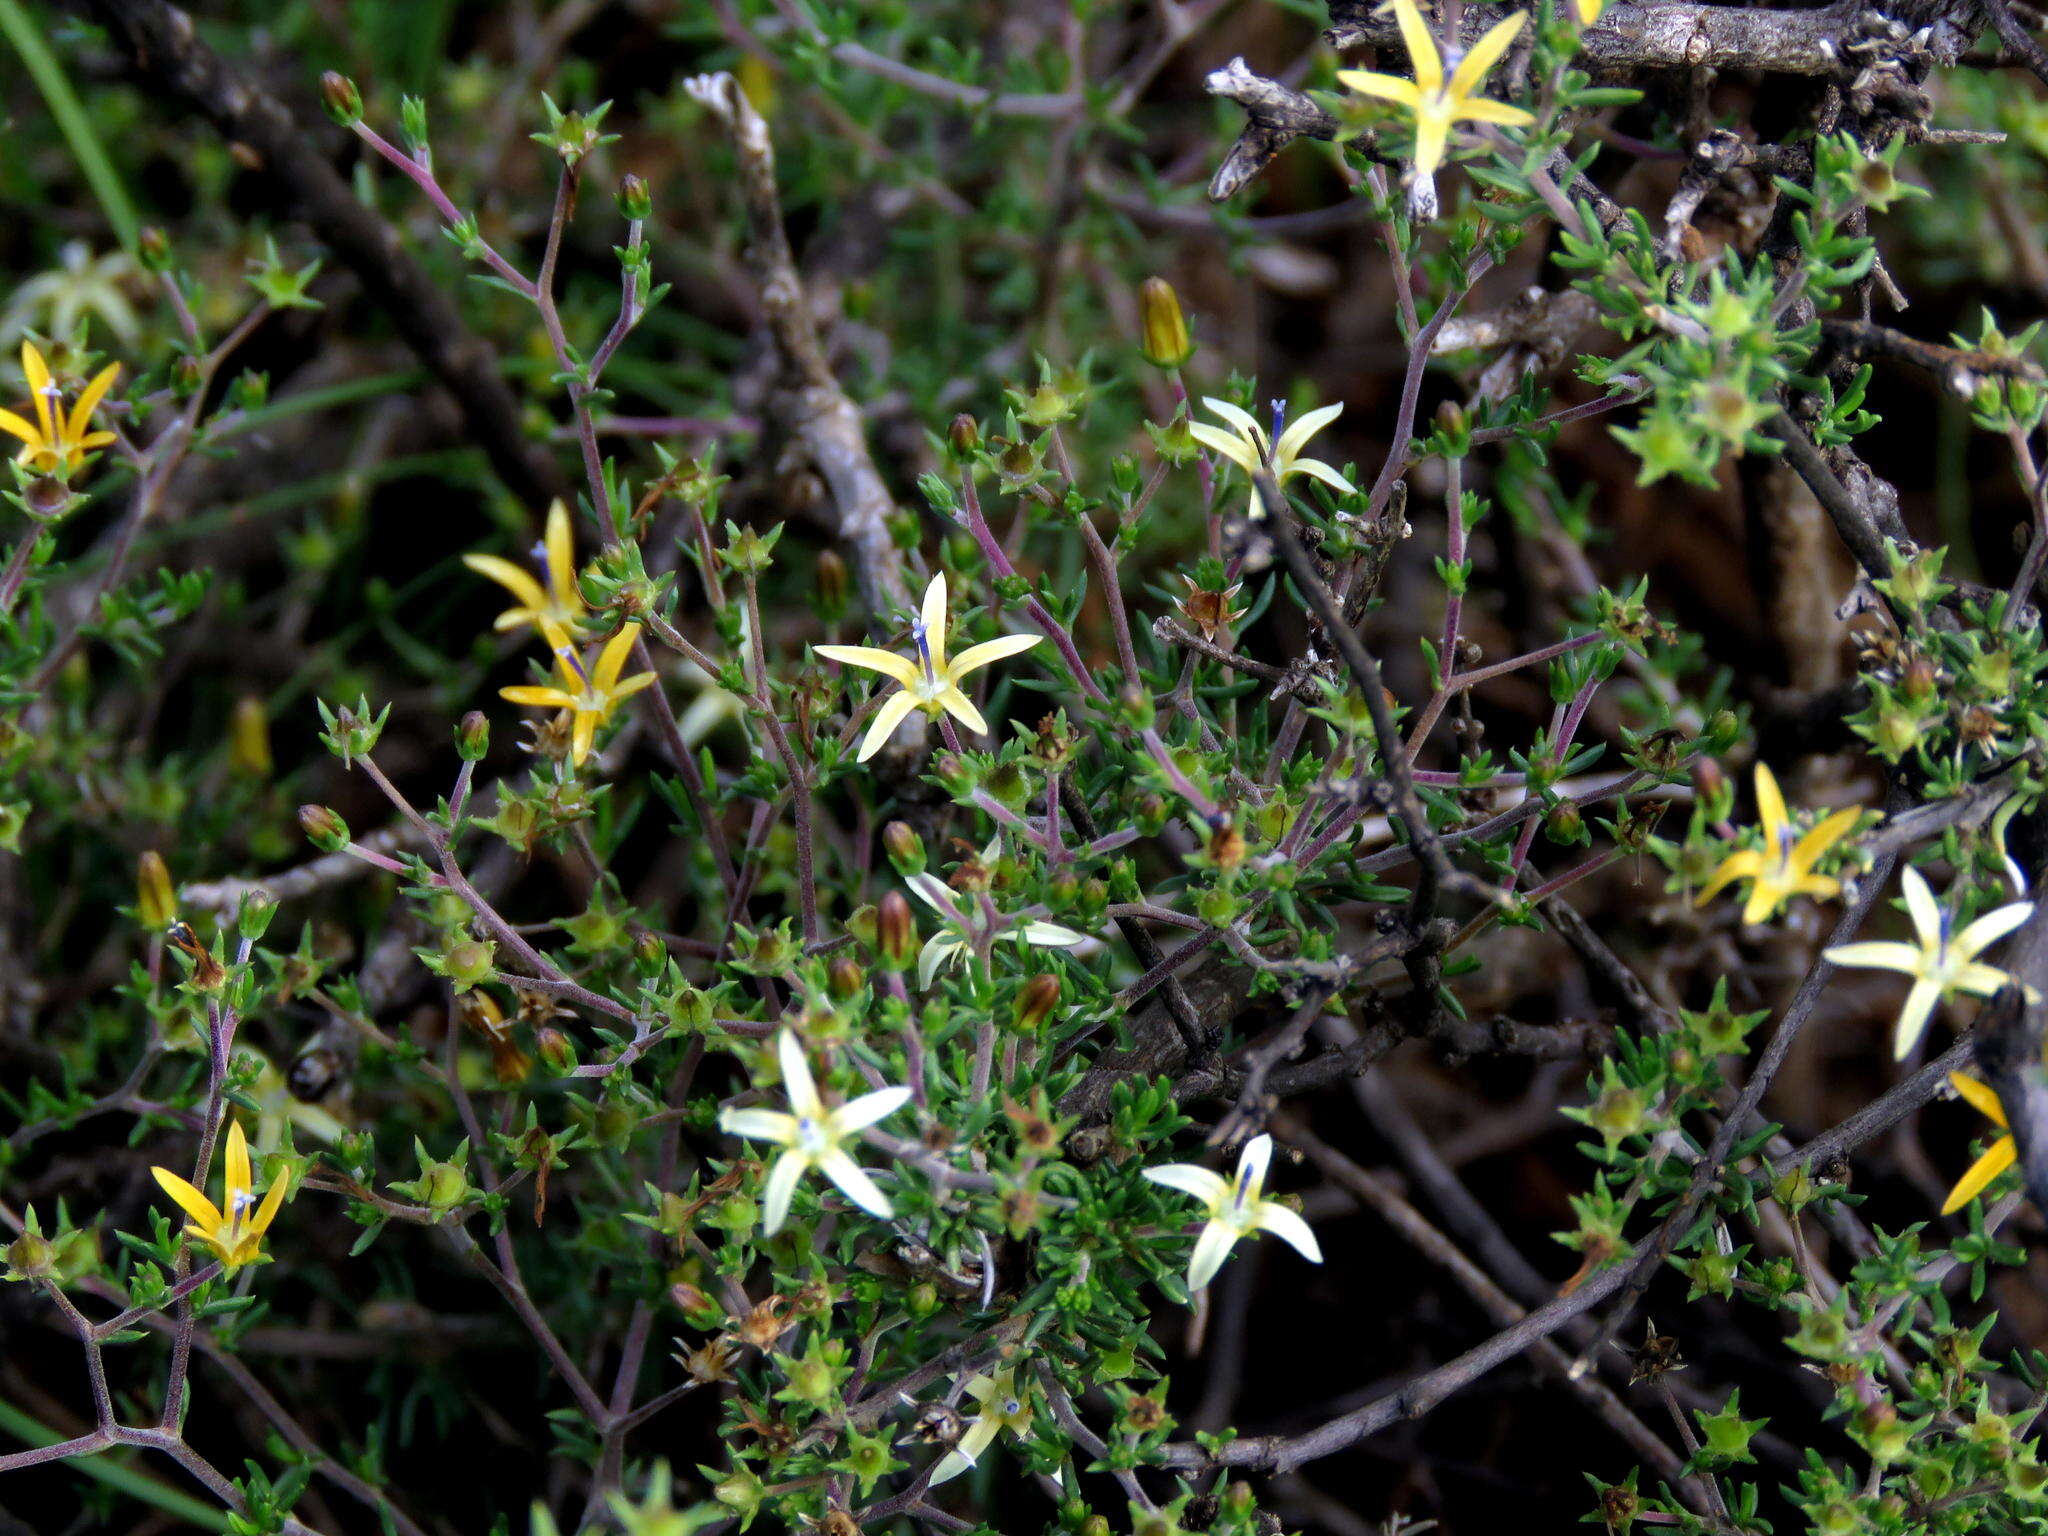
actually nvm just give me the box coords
[1694,763,1861,927]
[1337,0,1535,215]
[815,573,1040,762]
[150,1119,288,1271]
[463,499,587,636]
[1941,1072,2016,1216]
[0,341,118,478]
[1188,397,1356,520]
[500,620,659,766]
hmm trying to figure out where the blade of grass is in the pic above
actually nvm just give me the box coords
[0,0,143,253]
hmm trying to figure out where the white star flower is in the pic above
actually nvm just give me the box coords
[904,850,1087,989]
[1823,866,2035,1060]
[927,1368,1034,1486]
[717,1032,912,1235]
[1144,1133,1323,1292]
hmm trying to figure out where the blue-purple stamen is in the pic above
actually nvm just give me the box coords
[911,618,935,683]
[529,538,549,565]
[555,643,589,687]
[1269,398,1287,447]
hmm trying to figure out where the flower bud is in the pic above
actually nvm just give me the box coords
[137,226,172,272]
[828,956,866,998]
[876,891,917,971]
[441,938,497,991]
[882,820,926,876]
[320,71,363,127]
[298,804,350,852]
[947,413,981,456]
[421,1158,470,1212]
[170,354,203,399]
[1013,973,1061,1033]
[536,1026,578,1074]
[4,1229,55,1282]
[136,851,176,929]
[1138,277,1194,369]
[617,172,652,222]
[229,695,272,777]
[456,710,490,761]
[814,549,849,623]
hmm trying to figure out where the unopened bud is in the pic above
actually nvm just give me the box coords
[136,851,176,928]
[948,413,981,455]
[882,821,926,876]
[441,939,497,991]
[137,226,172,272]
[828,956,866,998]
[171,354,202,399]
[617,172,652,222]
[1013,973,1061,1033]
[421,1159,470,1212]
[456,710,490,761]
[814,549,849,623]
[536,1026,578,1074]
[876,890,917,970]
[320,71,363,126]
[298,804,350,852]
[1138,277,1194,369]
[4,1230,55,1281]
[229,695,272,777]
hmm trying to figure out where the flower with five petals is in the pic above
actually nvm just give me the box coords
[1941,1072,2017,1215]
[1337,0,1535,218]
[149,1119,288,1271]
[463,499,587,635]
[0,341,119,478]
[1187,397,1355,521]
[906,857,1087,989]
[927,1369,1035,1486]
[1694,763,1861,926]
[500,620,658,766]
[717,1031,912,1235]
[816,574,1040,761]
[1823,866,2033,1059]
[1144,1133,1323,1292]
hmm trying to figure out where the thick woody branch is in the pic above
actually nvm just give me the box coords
[1204,57,1340,202]
[686,72,914,619]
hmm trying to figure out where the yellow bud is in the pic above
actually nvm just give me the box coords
[1139,277,1194,369]
[136,851,177,929]
[229,695,273,777]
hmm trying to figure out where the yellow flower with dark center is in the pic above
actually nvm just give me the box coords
[149,1120,288,1270]
[1337,0,1534,215]
[1942,1073,2016,1215]
[816,574,1040,762]
[463,499,587,635]
[1694,763,1861,926]
[0,342,118,478]
[500,620,658,766]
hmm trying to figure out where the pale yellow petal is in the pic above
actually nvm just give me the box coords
[1752,763,1789,845]
[939,686,989,737]
[66,363,119,443]
[857,688,922,762]
[1337,69,1423,110]
[151,1166,222,1232]
[1694,848,1762,907]
[224,1120,252,1202]
[816,645,922,691]
[464,553,550,616]
[948,633,1041,679]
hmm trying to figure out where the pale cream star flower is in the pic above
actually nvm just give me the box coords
[1145,1133,1323,1291]
[1188,397,1355,520]
[927,1368,1035,1485]
[1824,866,2034,1059]
[717,1031,911,1235]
